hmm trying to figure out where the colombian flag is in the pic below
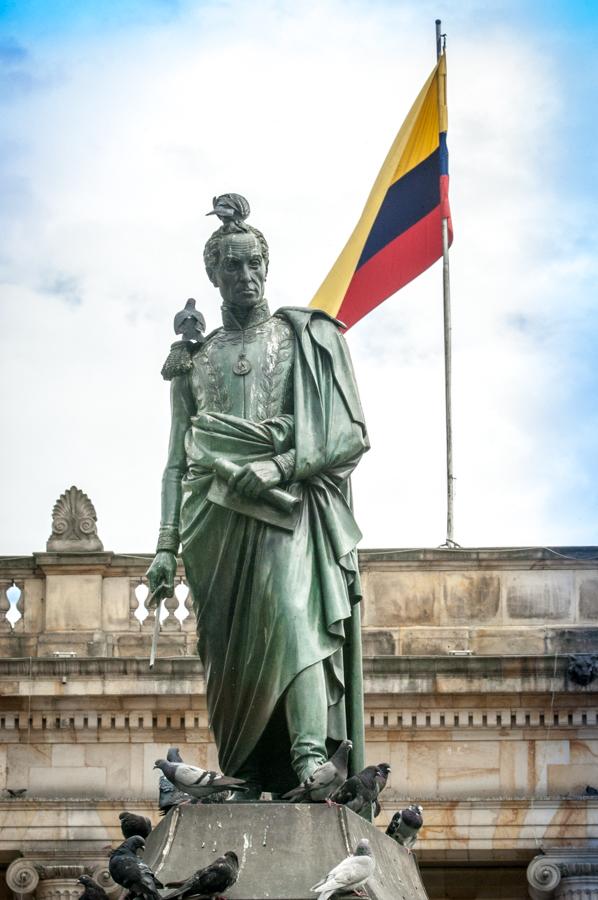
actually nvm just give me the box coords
[310,54,452,330]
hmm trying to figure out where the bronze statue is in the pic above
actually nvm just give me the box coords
[147,195,369,797]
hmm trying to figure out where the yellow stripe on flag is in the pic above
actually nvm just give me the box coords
[391,70,440,184]
[310,60,442,318]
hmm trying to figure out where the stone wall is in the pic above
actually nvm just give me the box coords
[1,546,597,900]
[2,548,597,659]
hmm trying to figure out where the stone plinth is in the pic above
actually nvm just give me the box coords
[143,803,427,900]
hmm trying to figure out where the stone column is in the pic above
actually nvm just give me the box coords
[6,857,120,900]
[528,852,598,900]
[32,866,86,900]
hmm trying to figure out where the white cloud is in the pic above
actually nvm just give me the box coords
[1,0,597,554]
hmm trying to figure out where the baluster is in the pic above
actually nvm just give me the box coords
[162,591,178,630]
[175,580,190,624]
[0,583,10,632]
[134,580,150,625]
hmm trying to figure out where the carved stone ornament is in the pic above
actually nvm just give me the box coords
[567,654,598,687]
[6,858,40,895]
[47,486,103,552]
[528,852,598,900]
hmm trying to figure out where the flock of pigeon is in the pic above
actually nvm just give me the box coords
[77,744,424,900]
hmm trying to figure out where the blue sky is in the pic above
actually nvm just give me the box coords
[1,0,597,553]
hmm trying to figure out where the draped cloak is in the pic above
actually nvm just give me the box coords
[164,307,369,793]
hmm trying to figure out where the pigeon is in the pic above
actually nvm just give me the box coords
[108,836,163,900]
[372,762,391,816]
[282,740,352,803]
[159,748,194,815]
[6,788,27,797]
[77,875,110,900]
[173,299,206,344]
[206,193,250,229]
[163,851,239,899]
[386,804,424,851]
[330,764,382,816]
[119,811,152,840]
[199,789,230,804]
[586,785,598,796]
[154,759,247,801]
[311,839,375,900]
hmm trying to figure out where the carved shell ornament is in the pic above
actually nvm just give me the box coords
[46,486,104,551]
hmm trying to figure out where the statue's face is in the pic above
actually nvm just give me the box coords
[214,233,266,308]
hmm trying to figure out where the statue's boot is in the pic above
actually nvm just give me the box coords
[285,661,329,783]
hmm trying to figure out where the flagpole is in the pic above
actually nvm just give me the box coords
[435,19,458,548]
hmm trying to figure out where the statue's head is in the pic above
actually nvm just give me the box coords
[204,218,269,310]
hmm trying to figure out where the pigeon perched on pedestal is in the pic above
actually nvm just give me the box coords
[77,875,109,900]
[386,804,424,850]
[282,740,352,803]
[330,763,390,817]
[154,758,247,801]
[119,812,152,840]
[311,839,375,900]
[108,836,163,900]
[372,762,391,817]
[158,748,194,815]
[163,851,239,899]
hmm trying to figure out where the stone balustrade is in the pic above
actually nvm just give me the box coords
[1,547,597,659]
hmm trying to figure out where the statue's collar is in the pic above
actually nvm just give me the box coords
[221,300,271,331]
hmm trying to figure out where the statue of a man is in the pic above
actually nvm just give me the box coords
[148,198,369,797]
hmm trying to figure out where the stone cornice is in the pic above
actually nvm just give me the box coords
[1,546,597,577]
[0,655,595,696]
[359,546,598,569]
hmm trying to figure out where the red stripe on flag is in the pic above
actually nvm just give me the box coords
[337,204,444,329]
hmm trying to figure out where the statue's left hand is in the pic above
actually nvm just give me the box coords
[229,460,282,499]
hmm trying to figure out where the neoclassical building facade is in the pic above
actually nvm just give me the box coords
[0,490,596,899]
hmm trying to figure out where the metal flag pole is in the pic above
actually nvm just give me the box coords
[435,19,458,548]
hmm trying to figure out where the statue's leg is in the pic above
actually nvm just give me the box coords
[285,661,328,782]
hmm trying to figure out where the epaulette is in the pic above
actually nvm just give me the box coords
[161,341,203,381]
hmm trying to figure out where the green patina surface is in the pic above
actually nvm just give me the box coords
[148,206,368,795]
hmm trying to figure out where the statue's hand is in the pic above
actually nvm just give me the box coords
[229,460,282,500]
[146,551,177,603]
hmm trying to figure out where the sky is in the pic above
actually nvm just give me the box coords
[1,0,597,555]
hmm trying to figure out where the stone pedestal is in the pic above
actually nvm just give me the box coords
[143,802,428,900]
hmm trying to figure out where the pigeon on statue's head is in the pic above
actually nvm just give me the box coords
[206,193,251,231]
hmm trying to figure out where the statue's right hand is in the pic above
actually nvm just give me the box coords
[146,552,177,603]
